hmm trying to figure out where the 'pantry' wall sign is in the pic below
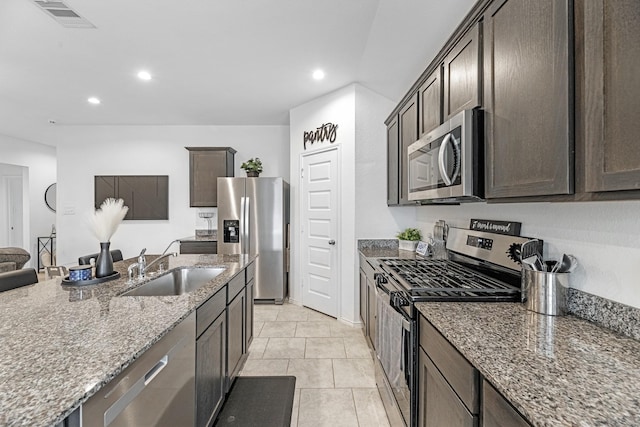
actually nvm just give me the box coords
[303,123,338,150]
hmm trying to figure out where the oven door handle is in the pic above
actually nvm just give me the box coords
[400,318,411,388]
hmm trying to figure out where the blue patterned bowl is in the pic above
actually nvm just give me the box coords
[69,265,93,281]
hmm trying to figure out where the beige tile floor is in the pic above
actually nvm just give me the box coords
[240,302,391,427]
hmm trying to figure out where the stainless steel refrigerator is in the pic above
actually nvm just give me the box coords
[217,177,290,303]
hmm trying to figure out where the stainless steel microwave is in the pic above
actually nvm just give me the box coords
[407,109,484,203]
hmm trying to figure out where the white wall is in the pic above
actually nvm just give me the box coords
[290,84,417,324]
[0,134,56,267]
[414,201,640,309]
[52,125,289,266]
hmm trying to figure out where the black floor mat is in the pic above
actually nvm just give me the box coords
[214,376,296,427]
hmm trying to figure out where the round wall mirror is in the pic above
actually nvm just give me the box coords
[45,183,56,212]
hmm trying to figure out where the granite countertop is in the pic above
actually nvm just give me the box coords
[0,253,255,427]
[416,302,640,426]
[180,230,218,242]
[359,247,419,260]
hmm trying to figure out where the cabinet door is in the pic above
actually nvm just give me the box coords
[180,241,217,254]
[387,116,400,206]
[399,94,419,205]
[584,0,640,192]
[188,147,235,207]
[245,279,254,351]
[367,278,376,351]
[419,68,442,137]
[226,290,245,390]
[444,23,481,120]
[197,313,226,427]
[417,348,477,427]
[482,380,530,427]
[359,269,368,333]
[484,0,573,198]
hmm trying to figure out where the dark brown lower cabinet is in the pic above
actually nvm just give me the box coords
[226,289,245,390]
[482,380,530,427]
[196,288,227,427]
[418,348,478,427]
[245,279,254,351]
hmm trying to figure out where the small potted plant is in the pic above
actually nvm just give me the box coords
[241,158,263,177]
[396,227,422,252]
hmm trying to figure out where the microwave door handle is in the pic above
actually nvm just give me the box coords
[438,132,461,186]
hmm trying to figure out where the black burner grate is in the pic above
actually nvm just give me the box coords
[379,258,520,302]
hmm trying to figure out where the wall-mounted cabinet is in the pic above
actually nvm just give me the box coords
[583,0,640,193]
[443,22,482,121]
[95,175,169,220]
[398,94,419,205]
[387,116,400,206]
[187,147,236,207]
[483,0,573,199]
[418,69,442,138]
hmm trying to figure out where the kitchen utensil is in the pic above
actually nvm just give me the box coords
[555,254,577,273]
[521,254,543,271]
[544,260,558,272]
[520,239,541,261]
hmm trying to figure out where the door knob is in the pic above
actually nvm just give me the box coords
[328,239,336,245]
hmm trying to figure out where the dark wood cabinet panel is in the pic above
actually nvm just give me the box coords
[482,380,531,427]
[180,241,217,254]
[95,175,168,220]
[245,279,254,351]
[196,313,226,427]
[387,117,400,206]
[226,290,245,391]
[418,347,478,427]
[484,0,573,198]
[584,0,640,192]
[419,69,443,137]
[187,147,236,207]
[444,23,481,120]
[399,94,419,205]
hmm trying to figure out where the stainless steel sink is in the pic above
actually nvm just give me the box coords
[121,267,226,297]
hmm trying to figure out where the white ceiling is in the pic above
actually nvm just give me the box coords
[0,0,475,145]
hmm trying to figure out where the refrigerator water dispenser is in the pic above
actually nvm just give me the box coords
[223,220,240,243]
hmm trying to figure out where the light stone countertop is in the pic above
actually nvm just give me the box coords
[0,254,255,427]
[416,302,640,427]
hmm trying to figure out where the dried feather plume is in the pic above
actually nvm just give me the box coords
[90,198,129,242]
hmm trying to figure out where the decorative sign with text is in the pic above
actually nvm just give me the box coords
[303,123,338,150]
[469,219,521,236]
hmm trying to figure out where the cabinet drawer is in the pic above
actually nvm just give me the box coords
[180,241,217,254]
[246,261,255,283]
[197,287,226,338]
[227,272,245,303]
[482,380,530,427]
[419,315,479,414]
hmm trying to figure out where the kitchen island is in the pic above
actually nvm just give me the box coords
[0,253,255,427]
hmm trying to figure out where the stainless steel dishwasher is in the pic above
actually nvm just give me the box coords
[81,312,195,426]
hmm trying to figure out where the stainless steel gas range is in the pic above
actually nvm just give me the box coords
[372,227,541,427]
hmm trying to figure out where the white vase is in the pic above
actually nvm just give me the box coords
[398,240,418,252]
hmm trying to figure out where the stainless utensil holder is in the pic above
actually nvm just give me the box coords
[521,269,569,316]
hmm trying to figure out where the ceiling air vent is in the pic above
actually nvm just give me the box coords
[31,0,96,28]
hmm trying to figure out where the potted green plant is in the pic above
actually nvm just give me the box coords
[241,158,263,177]
[396,227,422,252]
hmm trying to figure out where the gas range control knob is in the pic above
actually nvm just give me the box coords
[373,273,387,284]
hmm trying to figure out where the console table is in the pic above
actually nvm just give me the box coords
[37,236,56,271]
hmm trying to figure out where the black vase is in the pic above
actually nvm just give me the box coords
[95,242,114,278]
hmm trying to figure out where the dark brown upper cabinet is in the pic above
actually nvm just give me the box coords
[95,175,169,220]
[483,0,573,199]
[444,22,482,121]
[387,116,400,206]
[418,68,443,137]
[186,147,236,207]
[583,0,640,193]
[399,94,419,205]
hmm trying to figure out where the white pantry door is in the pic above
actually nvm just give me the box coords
[301,147,340,317]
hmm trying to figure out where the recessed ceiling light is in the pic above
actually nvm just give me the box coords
[312,69,325,80]
[87,97,101,105]
[137,70,152,81]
